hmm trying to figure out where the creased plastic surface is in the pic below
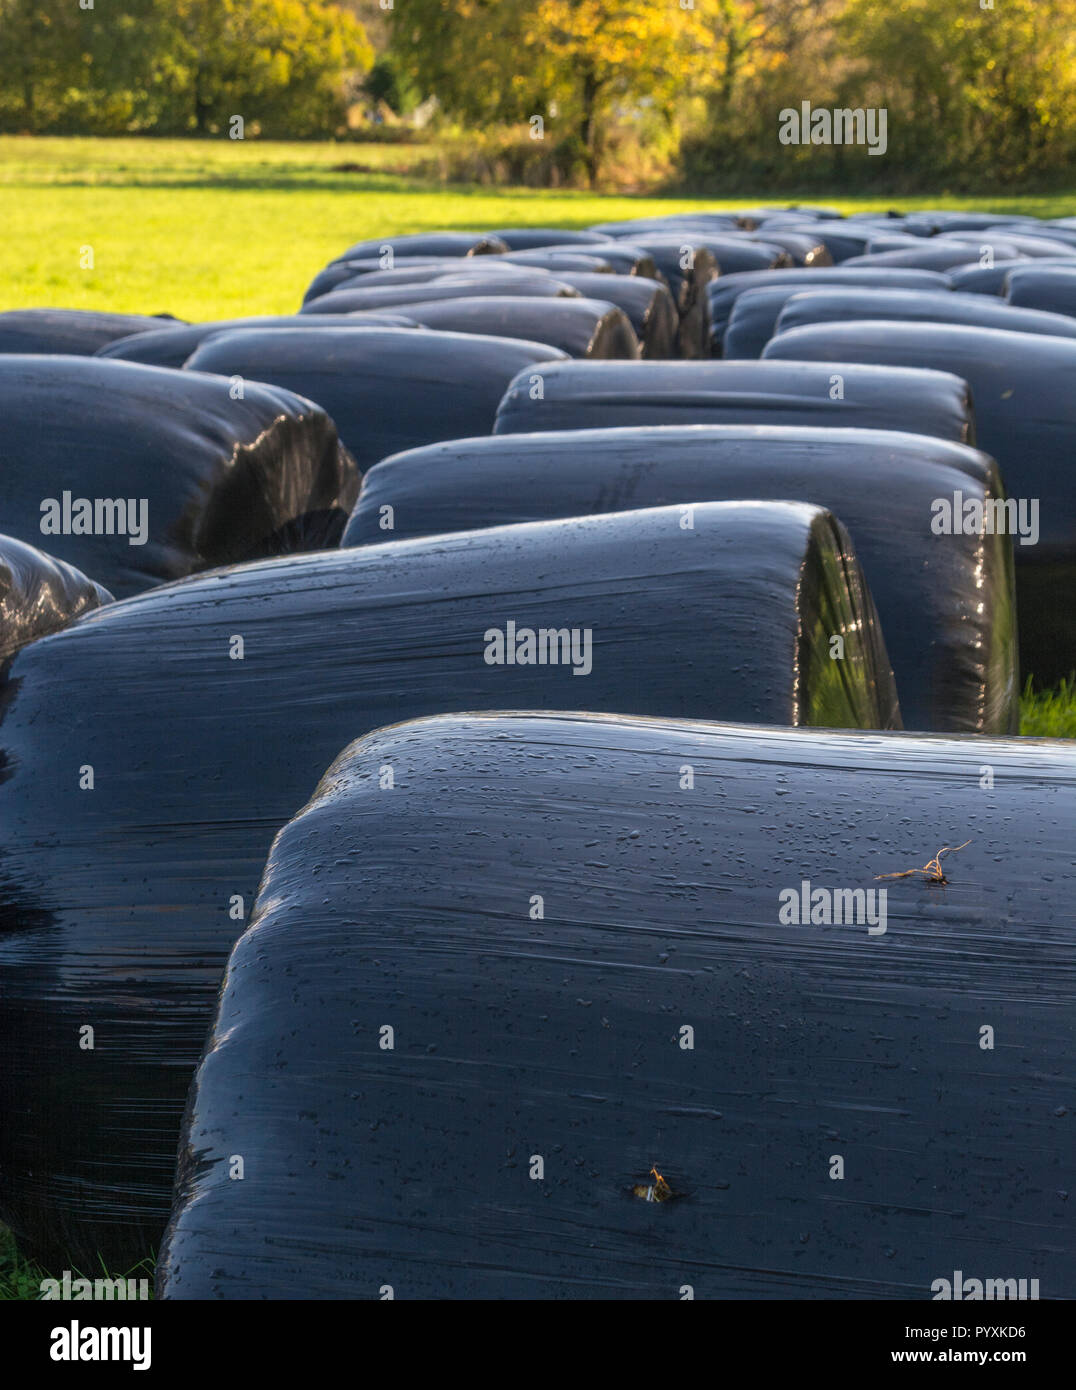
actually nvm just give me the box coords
[0,356,358,597]
[183,327,566,472]
[492,358,975,444]
[763,320,1076,682]
[344,424,1015,734]
[0,533,112,661]
[158,711,1076,1300]
[0,501,897,1268]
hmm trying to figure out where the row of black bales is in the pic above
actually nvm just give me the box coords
[0,500,898,1268]
[0,205,1074,1295]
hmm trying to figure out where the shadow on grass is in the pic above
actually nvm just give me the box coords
[0,1224,155,1301]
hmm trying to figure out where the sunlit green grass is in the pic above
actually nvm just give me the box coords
[1020,676,1076,738]
[4,136,1076,320]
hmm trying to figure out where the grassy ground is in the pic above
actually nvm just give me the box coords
[4,136,1076,320]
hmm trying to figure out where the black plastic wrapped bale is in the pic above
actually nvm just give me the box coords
[946,259,1043,295]
[489,250,617,274]
[329,231,508,262]
[772,288,1076,348]
[0,534,112,661]
[184,327,566,472]
[0,309,186,355]
[524,242,658,278]
[302,256,483,304]
[344,424,1015,734]
[600,238,719,358]
[744,230,833,267]
[0,500,899,1270]
[840,244,1023,272]
[157,710,1076,1300]
[0,356,358,598]
[588,213,744,237]
[493,359,975,445]
[300,274,577,316]
[707,268,951,355]
[484,228,615,250]
[393,297,639,359]
[763,320,1076,683]
[96,314,418,370]
[1005,266,1076,318]
[555,274,679,358]
[314,261,543,294]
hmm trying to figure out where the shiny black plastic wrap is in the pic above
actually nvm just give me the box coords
[0,534,112,661]
[840,244,1021,271]
[300,274,576,316]
[329,231,508,261]
[593,238,719,358]
[0,308,186,355]
[184,327,567,471]
[763,320,1076,683]
[554,274,679,357]
[0,501,899,1269]
[772,288,1076,347]
[157,711,1076,1300]
[344,424,1015,734]
[372,296,640,359]
[493,359,975,444]
[1005,265,1076,317]
[96,314,418,369]
[707,268,952,355]
[0,356,358,597]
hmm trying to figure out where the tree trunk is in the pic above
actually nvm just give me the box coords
[580,65,599,187]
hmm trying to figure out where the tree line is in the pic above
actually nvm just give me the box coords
[2,0,1074,190]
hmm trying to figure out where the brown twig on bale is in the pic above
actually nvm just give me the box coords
[875,840,972,886]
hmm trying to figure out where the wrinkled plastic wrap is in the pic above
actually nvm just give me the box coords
[773,288,1076,347]
[707,269,952,355]
[555,274,679,358]
[763,320,1076,683]
[0,356,358,597]
[96,314,418,369]
[493,359,975,444]
[184,327,566,472]
[594,238,719,358]
[344,424,1015,733]
[0,534,112,661]
[373,296,640,359]
[158,711,1076,1300]
[0,308,186,355]
[0,501,899,1269]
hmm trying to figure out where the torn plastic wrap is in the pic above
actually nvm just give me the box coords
[344,424,1016,734]
[763,320,1076,684]
[493,359,975,445]
[183,327,567,472]
[157,711,1076,1300]
[707,268,952,355]
[0,356,358,598]
[0,308,186,355]
[96,314,419,369]
[554,274,679,358]
[371,296,640,359]
[0,534,112,662]
[771,288,1076,347]
[0,500,899,1269]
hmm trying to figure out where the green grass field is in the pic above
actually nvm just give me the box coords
[5,136,1076,320]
